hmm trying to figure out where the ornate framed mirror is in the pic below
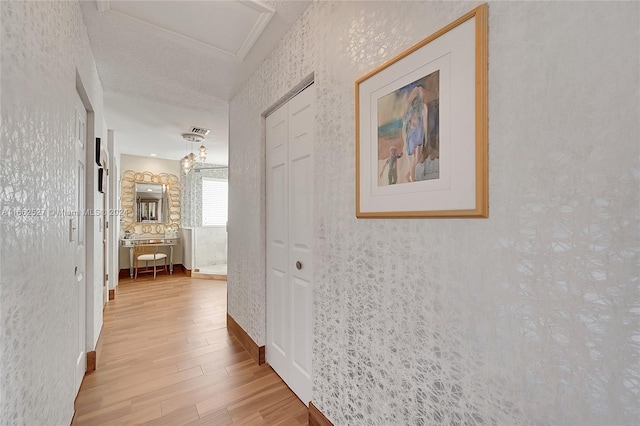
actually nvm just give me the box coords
[121,170,181,235]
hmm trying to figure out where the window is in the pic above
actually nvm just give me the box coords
[202,178,228,226]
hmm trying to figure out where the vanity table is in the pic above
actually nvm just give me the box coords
[121,237,179,278]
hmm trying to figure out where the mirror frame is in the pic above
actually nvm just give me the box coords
[121,170,181,235]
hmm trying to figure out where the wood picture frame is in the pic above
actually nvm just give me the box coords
[355,4,488,218]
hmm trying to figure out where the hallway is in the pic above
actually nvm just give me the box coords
[74,273,308,425]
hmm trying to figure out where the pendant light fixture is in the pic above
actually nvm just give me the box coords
[181,127,210,174]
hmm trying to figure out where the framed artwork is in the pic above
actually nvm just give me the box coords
[355,4,488,218]
[95,137,102,166]
[98,168,104,193]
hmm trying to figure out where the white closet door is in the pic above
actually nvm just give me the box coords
[266,84,315,405]
[266,99,290,380]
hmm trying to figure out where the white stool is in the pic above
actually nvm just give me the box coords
[134,245,168,280]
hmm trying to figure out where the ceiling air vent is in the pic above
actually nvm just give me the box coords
[190,127,210,136]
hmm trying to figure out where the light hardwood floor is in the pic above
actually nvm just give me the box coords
[74,272,308,425]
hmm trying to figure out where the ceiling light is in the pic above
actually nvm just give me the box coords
[181,128,210,174]
[181,155,192,174]
[182,132,204,144]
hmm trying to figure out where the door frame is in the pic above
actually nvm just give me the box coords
[264,73,315,404]
[101,154,109,306]
[73,88,88,395]
[74,71,99,389]
[107,130,120,300]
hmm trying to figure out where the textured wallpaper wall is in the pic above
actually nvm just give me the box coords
[0,1,104,424]
[228,1,639,424]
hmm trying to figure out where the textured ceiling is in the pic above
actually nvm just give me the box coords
[80,0,310,164]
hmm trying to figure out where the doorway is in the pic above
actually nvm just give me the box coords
[266,83,315,405]
[73,90,87,395]
[101,154,109,306]
[186,166,229,278]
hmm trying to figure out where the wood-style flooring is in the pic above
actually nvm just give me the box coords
[74,272,308,425]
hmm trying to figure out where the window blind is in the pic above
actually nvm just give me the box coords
[202,178,228,226]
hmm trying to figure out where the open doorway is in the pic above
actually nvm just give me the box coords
[183,165,228,279]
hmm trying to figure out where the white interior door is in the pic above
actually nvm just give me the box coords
[266,84,315,405]
[266,102,289,379]
[73,93,87,394]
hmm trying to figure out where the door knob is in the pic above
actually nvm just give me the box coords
[296,261,302,270]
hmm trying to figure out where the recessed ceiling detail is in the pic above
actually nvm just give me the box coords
[98,0,275,61]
